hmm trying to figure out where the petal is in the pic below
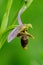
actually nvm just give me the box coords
[18,14,23,25]
[18,6,26,25]
[7,25,22,42]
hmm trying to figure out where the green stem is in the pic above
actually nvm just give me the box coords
[1,0,13,34]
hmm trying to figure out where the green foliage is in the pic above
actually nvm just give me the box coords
[1,0,13,34]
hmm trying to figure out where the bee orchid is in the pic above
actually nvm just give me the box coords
[7,24,33,42]
[7,0,34,49]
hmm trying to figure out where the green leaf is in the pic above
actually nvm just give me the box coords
[1,0,13,34]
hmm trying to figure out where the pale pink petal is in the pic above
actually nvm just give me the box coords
[18,14,23,25]
[7,25,22,42]
[18,6,26,25]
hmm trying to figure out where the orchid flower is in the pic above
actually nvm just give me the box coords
[7,0,34,43]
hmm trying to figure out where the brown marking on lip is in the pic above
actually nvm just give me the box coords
[21,35,28,48]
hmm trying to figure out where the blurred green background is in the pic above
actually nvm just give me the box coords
[0,0,43,65]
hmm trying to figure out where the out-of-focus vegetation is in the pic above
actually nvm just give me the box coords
[0,0,43,65]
